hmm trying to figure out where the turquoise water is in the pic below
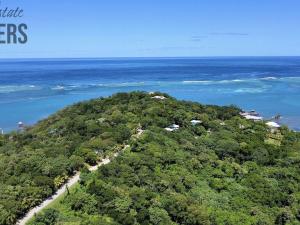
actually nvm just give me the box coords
[1,57,300,132]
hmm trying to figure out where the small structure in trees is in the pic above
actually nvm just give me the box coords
[191,120,202,126]
[151,96,166,100]
[266,121,281,133]
[240,110,263,121]
[165,124,180,132]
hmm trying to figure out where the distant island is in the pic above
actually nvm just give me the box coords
[1,92,300,225]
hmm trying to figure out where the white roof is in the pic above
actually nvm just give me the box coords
[244,115,263,120]
[165,124,180,131]
[266,121,280,128]
[240,112,249,116]
[191,120,202,123]
[151,96,166,100]
[165,128,175,132]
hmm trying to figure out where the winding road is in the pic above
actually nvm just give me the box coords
[16,145,130,225]
[16,127,145,225]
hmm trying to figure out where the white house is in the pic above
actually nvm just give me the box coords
[191,120,202,126]
[151,96,166,100]
[266,121,281,133]
[244,115,263,121]
[165,128,175,132]
[165,124,180,132]
[266,121,281,128]
[266,121,280,128]
[240,110,263,121]
[18,122,25,130]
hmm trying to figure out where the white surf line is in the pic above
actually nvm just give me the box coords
[17,145,131,225]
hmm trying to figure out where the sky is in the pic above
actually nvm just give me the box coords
[1,0,300,58]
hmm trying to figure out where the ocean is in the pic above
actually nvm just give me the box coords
[1,57,300,132]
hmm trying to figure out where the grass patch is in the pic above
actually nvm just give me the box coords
[265,138,281,146]
[265,132,283,146]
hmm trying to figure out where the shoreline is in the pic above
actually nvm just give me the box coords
[1,108,300,134]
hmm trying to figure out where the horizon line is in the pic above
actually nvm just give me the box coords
[0,55,300,60]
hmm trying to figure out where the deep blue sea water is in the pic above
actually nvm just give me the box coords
[1,57,300,132]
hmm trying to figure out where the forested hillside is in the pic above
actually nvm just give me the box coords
[1,92,300,225]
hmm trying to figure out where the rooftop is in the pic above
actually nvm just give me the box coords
[151,96,166,100]
[165,124,180,132]
[244,115,263,121]
[266,121,281,128]
[191,120,202,125]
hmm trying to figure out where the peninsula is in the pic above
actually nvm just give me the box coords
[0,92,299,225]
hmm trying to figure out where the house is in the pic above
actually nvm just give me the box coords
[151,96,166,100]
[18,122,25,130]
[244,115,263,121]
[240,110,259,117]
[171,124,180,129]
[266,121,280,128]
[165,127,175,132]
[165,124,180,132]
[240,110,262,121]
[266,121,280,133]
[249,110,260,116]
[190,120,202,126]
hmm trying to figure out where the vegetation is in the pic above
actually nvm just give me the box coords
[1,92,300,225]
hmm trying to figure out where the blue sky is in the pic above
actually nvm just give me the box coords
[1,0,300,58]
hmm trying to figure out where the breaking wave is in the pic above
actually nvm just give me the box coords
[234,88,267,93]
[0,85,40,93]
[1,76,300,94]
